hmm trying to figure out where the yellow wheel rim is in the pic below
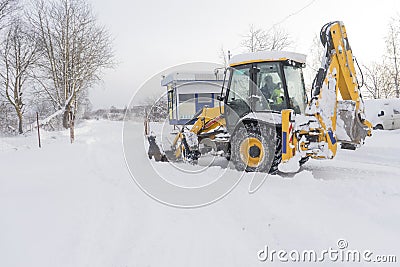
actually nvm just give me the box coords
[239,137,264,168]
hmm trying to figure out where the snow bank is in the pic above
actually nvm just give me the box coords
[0,120,399,266]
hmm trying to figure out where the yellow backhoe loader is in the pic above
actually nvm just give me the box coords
[147,21,372,173]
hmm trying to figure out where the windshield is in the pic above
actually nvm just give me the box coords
[283,65,307,114]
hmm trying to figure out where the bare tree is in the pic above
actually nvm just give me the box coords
[218,46,229,67]
[0,19,40,134]
[307,34,324,73]
[241,24,268,52]
[0,0,18,134]
[363,62,381,99]
[304,33,325,93]
[0,0,17,30]
[363,61,394,99]
[142,94,168,122]
[241,24,292,52]
[0,101,15,133]
[29,0,114,142]
[385,18,400,98]
[268,26,291,50]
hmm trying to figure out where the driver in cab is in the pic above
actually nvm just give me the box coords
[261,75,284,106]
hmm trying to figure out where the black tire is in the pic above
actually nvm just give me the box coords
[224,143,231,161]
[374,124,384,130]
[231,123,278,173]
[269,132,282,175]
[299,156,309,166]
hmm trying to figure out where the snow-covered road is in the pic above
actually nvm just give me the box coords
[0,120,399,266]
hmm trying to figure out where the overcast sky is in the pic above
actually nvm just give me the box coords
[88,0,400,109]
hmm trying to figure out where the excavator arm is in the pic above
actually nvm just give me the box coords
[281,21,372,169]
[310,21,372,139]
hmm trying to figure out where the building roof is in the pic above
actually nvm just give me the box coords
[229,50,307,67]
[161,71,225,86]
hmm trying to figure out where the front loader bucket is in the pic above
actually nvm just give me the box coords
[147,135,168,162]
[336,100,369,148]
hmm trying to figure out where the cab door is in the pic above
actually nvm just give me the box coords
[224,65,252,132]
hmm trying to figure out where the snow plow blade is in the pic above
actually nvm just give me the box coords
[147,135,168,162]
[145,106,225,164]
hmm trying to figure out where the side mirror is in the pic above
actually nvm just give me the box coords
[378,110,385,117]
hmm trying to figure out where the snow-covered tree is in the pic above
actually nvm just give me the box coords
[0,18,40,134]
[0,0,17,30]
[29,0,114,142]
[141,95,168,122]
[385,17,400,98]
[363,61,394,99]
[0,101,16,134]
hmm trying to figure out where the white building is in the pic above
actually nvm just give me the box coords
[161,71,224,125]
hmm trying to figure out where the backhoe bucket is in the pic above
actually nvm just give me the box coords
[336,100,369,148]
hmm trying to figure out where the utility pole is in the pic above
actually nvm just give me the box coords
[36,112,41,148]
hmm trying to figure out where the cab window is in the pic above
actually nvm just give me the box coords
[284,65,307,114]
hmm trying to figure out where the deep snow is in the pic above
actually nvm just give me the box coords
[0,120,399,266]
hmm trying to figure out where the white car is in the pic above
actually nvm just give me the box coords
[364,99,400,130]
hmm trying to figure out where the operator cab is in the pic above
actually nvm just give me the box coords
[220,51,307,131]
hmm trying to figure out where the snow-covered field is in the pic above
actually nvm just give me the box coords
[0,120,399,266]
